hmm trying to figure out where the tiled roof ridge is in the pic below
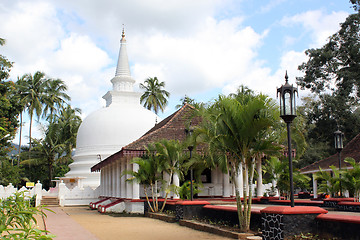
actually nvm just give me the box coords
[123,103,195,150]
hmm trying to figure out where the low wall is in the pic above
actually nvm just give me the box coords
[0,182,100,206]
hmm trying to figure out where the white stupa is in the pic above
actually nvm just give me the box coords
[64,30,158,189]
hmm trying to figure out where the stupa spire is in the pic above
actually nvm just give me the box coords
[110,27,135,93]
[115,27,131,77]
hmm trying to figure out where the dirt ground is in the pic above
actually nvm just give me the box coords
[56,206,231,240]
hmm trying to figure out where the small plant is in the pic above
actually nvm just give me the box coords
[0,191,55,239]
[178,181,202,200]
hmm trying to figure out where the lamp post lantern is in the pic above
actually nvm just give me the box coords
[334,129,344,197]
[185,125,194,201]
[277,71,298,207]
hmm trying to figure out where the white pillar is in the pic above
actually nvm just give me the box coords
[116,161,121,198]
[173,173,180,199]
[132,162,140,199]
[35,181,42,207]
[58,180,66,207]
[256,159,263,197]
[223,171,231,197]
[120,160,126,198]
[109,164,113,197]
[104,166,107,196]
[107,165,111,197]
[313,174,318,198]
[126,159,133,199]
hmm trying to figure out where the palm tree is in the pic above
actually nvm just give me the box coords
[125,143,164,212]
[315,166,341,197]
[341,157,360,201]
[15,76,28,164]
[17,72,70,149]
[56,106,82,158]
[140,77,170,115]
[196,90,279,232]
[21,119,65,188]
[154,139,185,211]
[42,78,71,120]
[17,72,47,149]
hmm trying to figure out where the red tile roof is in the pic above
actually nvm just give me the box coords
[300,132,360,174]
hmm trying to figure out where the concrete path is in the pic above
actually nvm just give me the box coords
[43,206,230,240]
[44,207,98,240]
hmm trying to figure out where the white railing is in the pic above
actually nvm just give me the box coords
[0,181,100,207]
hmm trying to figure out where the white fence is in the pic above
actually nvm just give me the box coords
[0,181,100,207]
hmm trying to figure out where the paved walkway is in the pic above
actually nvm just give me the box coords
[42,204,360,240]
[44,207,98,240]
[43,206,229,240]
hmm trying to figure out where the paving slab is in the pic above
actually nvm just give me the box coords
[44,206,230,240]
[44,207,98,240]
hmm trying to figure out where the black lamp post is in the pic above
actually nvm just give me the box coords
[277,71,298,207]
[334,129,344,197]
[185,126,194,201]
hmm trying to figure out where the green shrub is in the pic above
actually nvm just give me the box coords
[178,181,202,200]
[0,191,55,239]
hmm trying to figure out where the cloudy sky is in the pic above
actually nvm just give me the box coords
[0,0,355,144]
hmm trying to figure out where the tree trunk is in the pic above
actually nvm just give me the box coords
[18,112,22,166]
[233,162,246,232]
[160,170,173,212]
[144,186,155,212]
[246,157,256,230]
[29,114,33,151]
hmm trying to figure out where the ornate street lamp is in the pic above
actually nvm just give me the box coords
[277,71,298,207]
[185,125,194,201]
[334,129,344,197]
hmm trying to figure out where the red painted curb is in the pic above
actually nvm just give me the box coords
[260,206,328,214]
[317,214,360,224]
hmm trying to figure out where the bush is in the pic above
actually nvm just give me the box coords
[0,191,55,239]
[178,181,202,200]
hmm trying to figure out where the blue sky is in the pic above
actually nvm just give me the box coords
[0,0,355,144]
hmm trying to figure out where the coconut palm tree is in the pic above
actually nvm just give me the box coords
[42,78,71,120]
[21,119,65,188]
[17,72,47,149]
[56,106,82,158]
[17,72,70,149]
[140,77,170,115]
[196,91,279,232]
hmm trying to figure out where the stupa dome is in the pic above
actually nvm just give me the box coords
[76,99,157,157]
[65,30,158,189]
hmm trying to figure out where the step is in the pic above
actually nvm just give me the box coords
[41,197,59,206]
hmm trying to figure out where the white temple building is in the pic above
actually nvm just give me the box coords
[63,30,158,189]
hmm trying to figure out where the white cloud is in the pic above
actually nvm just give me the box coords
[281,10,349,47]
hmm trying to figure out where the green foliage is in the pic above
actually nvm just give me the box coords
[350,0,360,11]
[315,166,341,197]
[297,14,360,100]
[16,71,71,149]
[297,94,360,168]
[264,157,310,198]
[342,157,360,201]
[0,191,55,239]
[0,159,22,186]
[140,77,170,114]
[178,181,202,200]
[20,106,81,189]
[196,86,280,232]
